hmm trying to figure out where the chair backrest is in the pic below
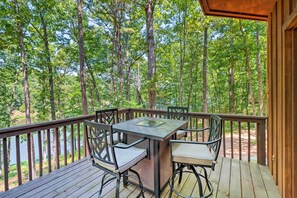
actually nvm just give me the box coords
[167,106,189,121]
[84,120,119,170]
[208,114,223,162]
[95,108,119,124]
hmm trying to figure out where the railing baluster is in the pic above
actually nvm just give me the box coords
[38,131,42,176]
[71,124,74,163]
[84,124,88,157]
[231,121,234,159]
[202,118,205,142]
[223,121,226,157]
[77,123,81,160]
[3,138,9,191]
[55,128,59,169]
[63,126,67,166]
[190,117,193,141]
[248,122,251,162]
[47,129,51,173]
[16,135,22,185]
[27,133,32,181]
[195,118,198,141]
[239,122,242,160]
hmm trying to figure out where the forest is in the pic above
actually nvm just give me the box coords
[0,0,267,129]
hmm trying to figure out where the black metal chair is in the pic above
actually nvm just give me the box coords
[95,108,122,143]
[84,120,147,198]
[167,106,189,139]
[95,108,120,125]
[168,114,222,198]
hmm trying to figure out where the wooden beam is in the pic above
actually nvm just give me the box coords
[198,0,275,21]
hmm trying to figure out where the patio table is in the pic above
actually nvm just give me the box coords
[113,116,188,198]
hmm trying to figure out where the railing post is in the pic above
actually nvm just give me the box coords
[84,123,89,157]
[126,109,134,121]
[257,121,266,165]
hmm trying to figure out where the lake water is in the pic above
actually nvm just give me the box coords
[8,132,77,165]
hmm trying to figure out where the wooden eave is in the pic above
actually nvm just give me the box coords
[198,0,275,21]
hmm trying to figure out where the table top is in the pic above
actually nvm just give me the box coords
[113,117,188,141]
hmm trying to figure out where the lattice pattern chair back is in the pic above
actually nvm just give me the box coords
[85,121,118,170]
[167,106,189,120]
[95,108,119,125]
[208,114,223,162]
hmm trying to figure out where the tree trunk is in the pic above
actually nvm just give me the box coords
[40,11,55,121]
[86,60,101,107]
[202,27,208,113]
[113,0,123,99]
[57,86,61,119]
[110,36,116,98]
[179,10,187,107]
[39,8,58,169]
[256,27,263,116]
[14,0,36,178]
[229,30,235,114]
[179,14,183,106]
[145,0,156,109]
[229,63,235,113]
[136,63,144,106]
[124,35,131,101]
[239,21,256,115]
[77,0,88,115]
[187,59,194,109]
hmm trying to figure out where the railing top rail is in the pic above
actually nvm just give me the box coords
[0,108,267,138]
[0,114,94,138]
[128,108,267,123]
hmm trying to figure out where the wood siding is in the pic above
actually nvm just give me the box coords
[268,0,297,197]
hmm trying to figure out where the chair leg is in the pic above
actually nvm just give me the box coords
[202,167,211,191]
[123,171,129,187]
[190,166,204,198]
[129,169,145,198]
[116,178,120,198]
[178,163,183,184]
[168,162,175,198]
[99,173,108,196]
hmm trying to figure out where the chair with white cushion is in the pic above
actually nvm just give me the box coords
[168,114,222,198]
[167,106,189,139]
[84,120,147,198]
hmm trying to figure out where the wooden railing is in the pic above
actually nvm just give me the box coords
[126,108,267,165]
[0,108,267,192]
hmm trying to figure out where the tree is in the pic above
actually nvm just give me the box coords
[239,20,256,115]
[256,22,264,116]
[13,0,36,179]
[202,26,208,113]
[145,0,156,109]
[77,0,88,115]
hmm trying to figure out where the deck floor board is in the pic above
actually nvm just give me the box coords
[0,157,280,198]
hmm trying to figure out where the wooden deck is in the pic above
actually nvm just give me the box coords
[0,157,280,198]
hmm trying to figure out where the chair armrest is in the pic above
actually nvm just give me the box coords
[114,137,147,149]
[178,127,210,133]
[170,138,221,146]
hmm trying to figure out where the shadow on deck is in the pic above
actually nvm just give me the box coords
[0,157,280,198]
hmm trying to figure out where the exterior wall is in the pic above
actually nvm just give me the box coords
[268,0,297,197]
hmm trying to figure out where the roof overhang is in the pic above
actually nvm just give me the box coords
[198,0,275,21]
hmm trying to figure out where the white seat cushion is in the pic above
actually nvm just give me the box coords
[172,143,214,166]
[94,143,147,173]
[99,132,122,144]
[176,130,187,139]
